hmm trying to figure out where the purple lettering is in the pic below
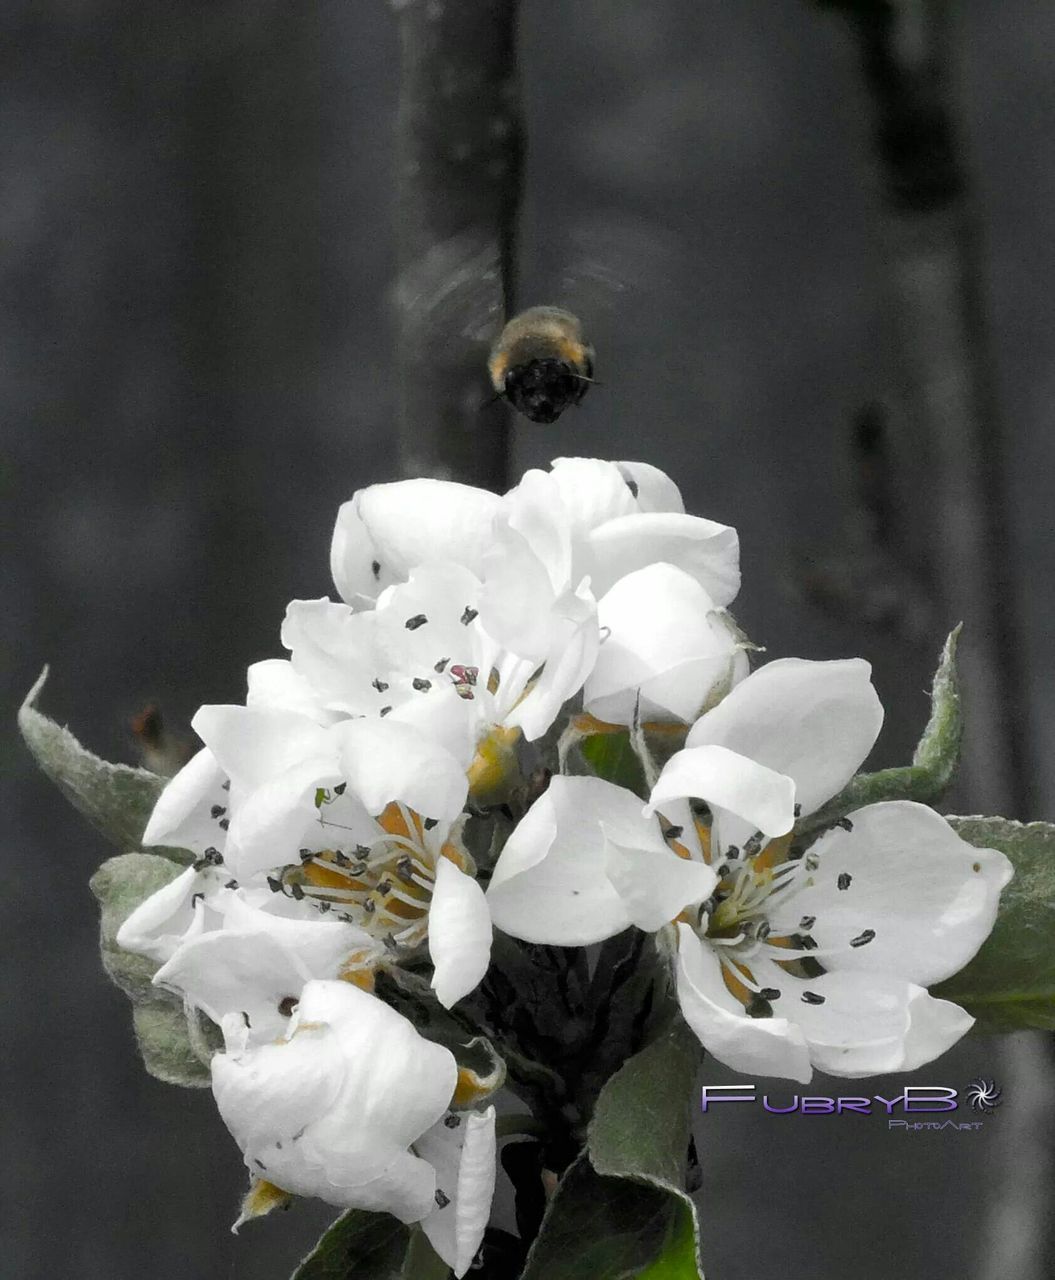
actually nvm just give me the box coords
[800,1097,836,1114]
[762,1095,799,1114]
[903,1086,958,1113]
[700,1085,756,1113]
[836,1098,871,1115]
[873,1094,904,1114]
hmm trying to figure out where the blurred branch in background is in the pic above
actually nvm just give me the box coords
[819,4,1053,1278]
[392,0,524,488]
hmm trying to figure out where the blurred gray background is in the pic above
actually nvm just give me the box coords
[3,2,1054,1277]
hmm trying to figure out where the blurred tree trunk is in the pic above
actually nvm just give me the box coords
[393,0,523,488]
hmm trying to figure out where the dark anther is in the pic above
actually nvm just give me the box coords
[412,677,432,692]
[191,892,204,907]
[423,817,439,830]
[225,879,238,889]
[836,817,854,832]
[746,994,774,1018]
[278,996,298,1017]
[760,987,782,1001]
[837,873,853,891]
[218,818,230,831]
[793,803,802,818]
[663,825,684,842]
[396,857,415,883]
[267,875,283,894]
[380,706,393,716]
[334,783,347,796]
[372,677,389,693]
[334,850,350,866]
[290,883,305,901]
[405,614,428,630]
[801,991,826,1005]
[444,1114,462,1128]
[363,899,376,914]
[210,805,226,819]
[799,915,816,930]
[624,476,639,498]
[435,1189,451,1208]
[376,880,392,896]
[850,929,876,948]
[460,606,478,625]
[434,657,450,673]
[299,849,314,862]
[371,560,381,579]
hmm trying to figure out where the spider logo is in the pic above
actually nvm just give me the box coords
[964,1078,1003,1113]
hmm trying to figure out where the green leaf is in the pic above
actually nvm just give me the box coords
[798,625,962,836]
[292,1208,409,1280]
[521,1021,703,1279]
[934,816,1055,1031]
[19,667,190,862]
[519,1157,683,1280]
[91,852,212,1087]
[579,730,647,796]
[400,1228,450,1279]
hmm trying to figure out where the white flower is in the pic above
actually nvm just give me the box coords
[328,456,739,626]
[141,709,491,1008]
[487,658,1013,1081]
[212,979,496,1278]
[277,558,597,757]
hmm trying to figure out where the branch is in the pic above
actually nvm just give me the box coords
[392,0,524,488]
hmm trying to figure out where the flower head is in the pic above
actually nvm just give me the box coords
[212,979,495,1277]
[488,657,1013,1081]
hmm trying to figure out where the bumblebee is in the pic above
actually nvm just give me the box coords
[488,306,595,424]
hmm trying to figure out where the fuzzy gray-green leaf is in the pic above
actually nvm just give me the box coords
[19,667,190,862]
[934,816,1055,1031]
[91,851,211,1087]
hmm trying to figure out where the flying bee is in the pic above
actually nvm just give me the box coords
[448,664,479,700]
[488,306,595,424]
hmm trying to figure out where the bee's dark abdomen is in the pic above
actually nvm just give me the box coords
[502,357,588,424]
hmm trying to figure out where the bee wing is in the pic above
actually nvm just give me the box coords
[531,212,681,333]
[392,233,506,347]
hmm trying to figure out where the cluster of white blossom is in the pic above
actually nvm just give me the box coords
[119,457,1011,1274]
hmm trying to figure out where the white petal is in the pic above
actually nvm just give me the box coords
[768,801,1014,986]
[417,1107,497,1277]
[675,926,812,1081]
[585,563,743,725]
[192,705,331,794]
[115,865,208,962]
[281,598,377,712]
[335,718,468,822]
[429,858,493,1008]
[155,929,313,1044]
[373,564,484,680]
[775,967,913,1077]
[587,511,741,605]
[246,658,332,722]
[604,834,717,932]
[647,744,796,843]
[686,657,884,825]
[505,582,599,741]
[615,460,685,513]
[225,755,345,881]
[142,747,231,856]
[331,480,500,604]
[487,776,644,945]
[547,457,638,533]
[899,988,974,1071]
